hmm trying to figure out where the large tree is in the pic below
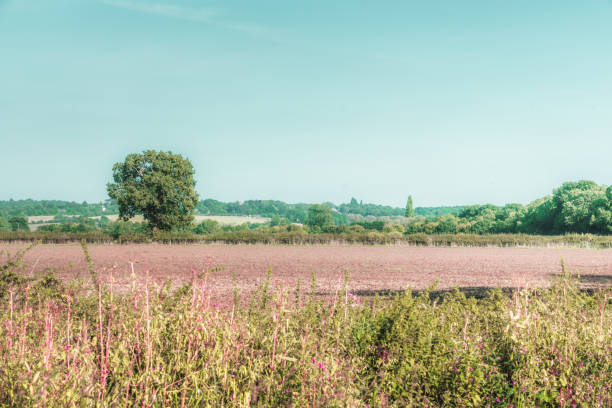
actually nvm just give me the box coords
[107,150,198,232]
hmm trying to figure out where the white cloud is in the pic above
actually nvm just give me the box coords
[100,0,263,34]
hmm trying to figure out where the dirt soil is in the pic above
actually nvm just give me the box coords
[2,243,611,302]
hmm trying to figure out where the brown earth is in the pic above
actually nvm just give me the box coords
[2,243,611,302]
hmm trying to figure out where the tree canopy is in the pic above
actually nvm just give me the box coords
[405,195,414,218]
[307,204,334,230]
[107,150,198,231]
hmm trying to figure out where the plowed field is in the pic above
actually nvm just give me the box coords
[3,243,612,301]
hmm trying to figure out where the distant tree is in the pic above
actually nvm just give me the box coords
[307,204,334,230]
[8,216,29,231]
[193,219,221,234]
[270,216,290,227]
[550,180,605,233]
[107,150,198,232]
[435,214,458,233]
[0,217,10,232]
[405,195,414,218]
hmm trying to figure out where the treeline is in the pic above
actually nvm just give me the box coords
[197,198,461,223]
[405,180,612,235]
[3,180,612,236]
[1,197,459,222]
[0,214,110,233]
[0,199,118,217]
[4,229,612,248]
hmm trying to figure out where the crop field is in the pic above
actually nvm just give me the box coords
[1,243,611,407]
[3,243,612,301]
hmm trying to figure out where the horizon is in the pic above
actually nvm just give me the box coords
[2,1,612,207]
[1,195,467,210]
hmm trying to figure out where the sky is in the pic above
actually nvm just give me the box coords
[1,0,612,207]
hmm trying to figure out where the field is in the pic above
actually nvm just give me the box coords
[93,214,271,225]
[26,214,270,230]
[3,243,612,301]
[1,243,611,407]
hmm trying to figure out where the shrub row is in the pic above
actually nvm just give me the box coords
[2,230,612,247]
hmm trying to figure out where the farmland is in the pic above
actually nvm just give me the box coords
[3,243,612,300]
[1,243,611,407]
[26,215,271,231]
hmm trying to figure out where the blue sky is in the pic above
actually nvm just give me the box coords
[1,1,611,207]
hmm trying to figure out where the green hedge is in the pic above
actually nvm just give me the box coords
[2,230,612,247]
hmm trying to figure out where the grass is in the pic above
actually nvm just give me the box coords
[0,244,610,407]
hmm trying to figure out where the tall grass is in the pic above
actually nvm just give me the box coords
[0,246,610,407]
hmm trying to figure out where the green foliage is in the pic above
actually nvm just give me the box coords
[0,217,10,232]
[107,150,199,231]
[352,220,385,231]
[4,179,612,238]
[550,180,609,233]
[197,199,311,223]
[269,215,289,227]
[193,219,221,234]
[104,220,149,239]
[405,195,414,217]
[0,199,118,218]
[8,216,29,231]
[307,204,334,230]
[435,214,458,233]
